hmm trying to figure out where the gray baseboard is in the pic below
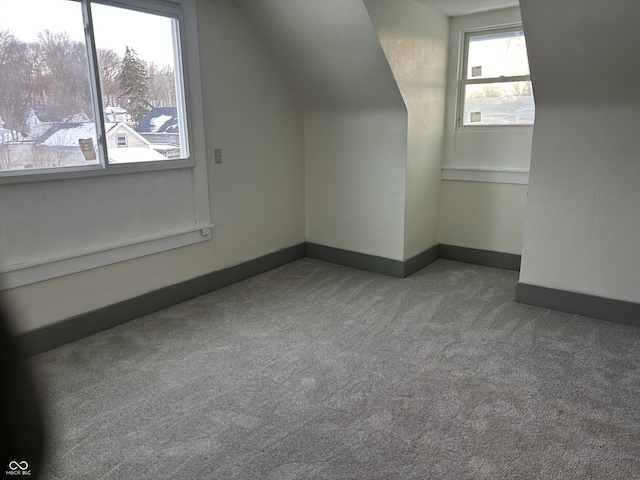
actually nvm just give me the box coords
[403,244,441,277]
[516,282,640,327]
[306,243,518,277]
[306,243,406,278]
[439,244,521,271]
[18,243,306,356]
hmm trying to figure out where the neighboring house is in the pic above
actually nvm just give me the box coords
[104,106,130,123]
[23,108,66,139]
[36,121,168,165]
[22,108,91,139]
[135,107,181,158]
[105,123,149,150]
[104,123,168,163]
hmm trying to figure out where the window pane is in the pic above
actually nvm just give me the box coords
[92,4,186,164]
[466,30,530,79]
[462,81,535,126]
[0,0,99,172]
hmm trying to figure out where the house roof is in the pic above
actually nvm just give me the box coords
[37,122,150,148]
[135,107,179,134]
[36,122,101,147]
[30,108,66,123]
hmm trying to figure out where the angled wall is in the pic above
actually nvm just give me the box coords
[519,0,640,305]
[364,0,449,260]
[239,0,449,262]
[238,0,409,261]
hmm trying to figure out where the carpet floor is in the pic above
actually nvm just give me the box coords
[31,259,640,479]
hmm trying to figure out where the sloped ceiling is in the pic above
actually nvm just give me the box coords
[520,0,640,106]
[235,0,404,109]
[414,0,518,17]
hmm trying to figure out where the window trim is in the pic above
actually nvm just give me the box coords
[457,25,533,129]
[0,0,194,184]
[115,133,128,147]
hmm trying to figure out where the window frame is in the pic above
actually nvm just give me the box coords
[0,0,194,184]
[115,133,128,147]
[457,25,533,129]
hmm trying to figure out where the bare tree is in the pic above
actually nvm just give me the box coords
[0,30,34,139]
[34,30,93,120]
[147,62,176,108]
[98,48,123,107]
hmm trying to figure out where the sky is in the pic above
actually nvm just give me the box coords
[1,0,176,67]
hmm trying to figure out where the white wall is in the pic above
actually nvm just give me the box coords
[519,0,640,302]
[364,0,449,260]
[439,181,527,254]
[1,0,306,333]
[305,108,408,259]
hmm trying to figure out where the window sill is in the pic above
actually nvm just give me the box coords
[441,167,529,185]
[0,225,213,289]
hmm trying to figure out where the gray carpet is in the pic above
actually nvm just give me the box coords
[31,259,640,479]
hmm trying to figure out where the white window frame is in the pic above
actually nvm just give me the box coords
[0,0,194,184]
[0,0,212,289]
[458,26,533,129]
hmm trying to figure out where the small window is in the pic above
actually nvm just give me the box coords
[116,134,128,147]
[459,27,534,126]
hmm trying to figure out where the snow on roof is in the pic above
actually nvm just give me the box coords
[150,115,173,132]
[108,147,168,163]
[135,107,179,133]
[38,123,96,147]
[37,122,119,147]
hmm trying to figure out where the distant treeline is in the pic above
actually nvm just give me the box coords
[0,28,176,133]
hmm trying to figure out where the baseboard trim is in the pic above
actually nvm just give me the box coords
[18,243,306,356]
[516,282,640,327]
[306,242,406,278]
[439,244,521,271]
[403,244,441,277]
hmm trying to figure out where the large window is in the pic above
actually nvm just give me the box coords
[0,0,189,176]
[459,27,534,127]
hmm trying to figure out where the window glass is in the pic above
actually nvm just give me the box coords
[466,30,530,79]
[462,81,535,126]
[92,3,187,164]
[0,0,98,171]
